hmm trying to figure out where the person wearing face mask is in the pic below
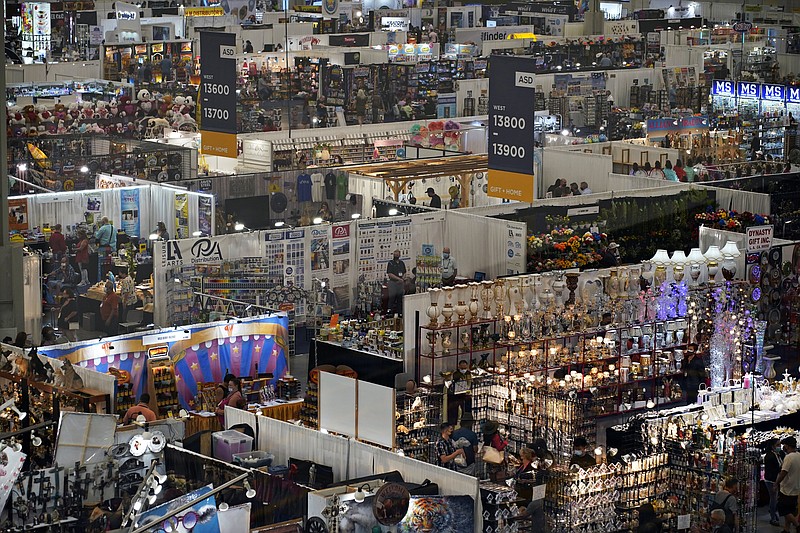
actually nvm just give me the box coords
[386,249,407,315]
[570,436,597,469]
[441,247,457,286]
[226,377,246,410]
[214,384,229,427]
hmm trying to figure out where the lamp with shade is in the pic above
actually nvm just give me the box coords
[650,249,671,285]
[686,248,706,285]
[671,250,688,283]
[703,245,723,283]
[720,241,741,280]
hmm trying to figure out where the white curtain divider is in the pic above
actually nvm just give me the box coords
[443,210,510,281]
[541,149,613,197]
[596,173,685,194]
[224,405,258,434]
[255,414,351,482]
[696,184,771,216]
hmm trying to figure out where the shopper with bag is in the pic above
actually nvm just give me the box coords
[482,420,508,481]
[512,447,537,503]
[435,422,464,471]
[452,414,479,476]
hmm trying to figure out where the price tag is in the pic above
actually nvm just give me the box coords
[677,514,691,529]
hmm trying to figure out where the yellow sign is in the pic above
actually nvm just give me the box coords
[506,33,537,41]
[184,6,224,16]
[487,169,535,203]
[200,130,238,158]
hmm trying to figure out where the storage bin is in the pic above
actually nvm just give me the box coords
[233,450,274,468]
[212,430,254,463]
[268,465,289,477]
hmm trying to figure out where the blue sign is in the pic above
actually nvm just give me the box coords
[787,86,800,104]
[738,81,760,99]
[711,79,735,97]
[760,83,785,101]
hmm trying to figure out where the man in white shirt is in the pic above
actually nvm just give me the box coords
[776,436,800,532]
[580,182,592,195]
[441,247,457,286]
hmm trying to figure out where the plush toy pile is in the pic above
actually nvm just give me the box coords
[7,89,198,138]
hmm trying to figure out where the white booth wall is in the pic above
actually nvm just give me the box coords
[6,61,103,83]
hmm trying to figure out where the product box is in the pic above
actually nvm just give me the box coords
[233,450,274,468]
[212,429,254,463]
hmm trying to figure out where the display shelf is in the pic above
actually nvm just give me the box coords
[148,359,180,417]
[395,389,441,462]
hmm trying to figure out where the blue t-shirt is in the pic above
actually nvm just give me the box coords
[452,427,478,466]
[297,173,312,202]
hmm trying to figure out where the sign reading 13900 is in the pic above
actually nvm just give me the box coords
[492,143,526,158]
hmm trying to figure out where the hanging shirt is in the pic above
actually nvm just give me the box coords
[310,172,325,203]
[297,173,313,202]
[336,173,349,201]
[324,172,337,200]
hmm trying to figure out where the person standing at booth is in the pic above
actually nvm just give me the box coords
[386,249,407,316]
[441,247,457,286]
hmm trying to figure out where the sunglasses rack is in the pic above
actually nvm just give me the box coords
[480,481,522,533]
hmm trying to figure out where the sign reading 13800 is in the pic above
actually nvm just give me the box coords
[492,115,527,129]
[492,143,526,158]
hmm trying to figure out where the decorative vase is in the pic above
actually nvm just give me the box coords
[493,279,506,319]
[442,286,455,325]
[460,331,471,352]
[468,282,480,322]
[441,331,453,355]
[721,257,737,281]
[654,266,667,286]
[426,331,439,355]
[608,269,620,299]
[707,260,719,284]
[480,281,494,319]
[673,265,685,282]
[689,263,702,285]
[640,261,654,291]
[565,272,580,305]
[552,271,566,307]
[454,284,469,324]
[426,288,442,327]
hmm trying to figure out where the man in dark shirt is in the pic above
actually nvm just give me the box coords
[386,249,406,315]
[435,422,463,470]
[426,187,442,208]
[570,436,597,469]
[452,414,479,476]
[599,242,620,268]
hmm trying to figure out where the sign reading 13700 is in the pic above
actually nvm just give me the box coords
[199,31,237,135]
[487,55,536,202]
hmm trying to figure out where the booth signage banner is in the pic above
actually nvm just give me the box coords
[329,33,370,46]
[647,116,708,135]
[184,6,224,16]
[198,195,213,236]
[760,83,785,101]
[8,198,29,231]
[710,79,735,97]
[115,1,140,32]
[746,225,774,253]
[175,193,189,239]
[331,222,354,310]
[159,234,258,268]
[488,55,536,203]
[506,221,526,275]
[454,25,533,44]
[381,17,410,31]
[789,86,800,104]
[41,314,290,409]
[738,81,759,99]
[199,31,237,157]
[120,188,141,238]
[604,20,638,35]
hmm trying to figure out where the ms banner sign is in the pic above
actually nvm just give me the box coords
[488,55,536,203]
[200,31,237,158]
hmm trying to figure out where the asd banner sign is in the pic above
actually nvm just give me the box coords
[487,55,536,203]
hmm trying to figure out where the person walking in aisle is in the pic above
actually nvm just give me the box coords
[711,478,739,532]
[777,436,800,533]
[100,280,120,336]
[451,414,479,476]
[426,187,442,208]
[683,343,707,404]
[764,438,784,526]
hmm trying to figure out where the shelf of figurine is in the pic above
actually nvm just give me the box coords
[319,317,404,360]
[276,375,302,401]
[395,388,442,462]
[148,359,179,417]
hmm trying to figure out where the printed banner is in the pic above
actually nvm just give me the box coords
[506,221,526,275]
[39,314,290,409]
[139,485,221,533]
[175,192,189,239]
[120,188,141,238]
[0,446,26,513]
[357,218,412,282]
[198,195,213,236]
[158,234,260,269]
[331,222,354,310]
[96,173,146,188]
[8,198,29,231]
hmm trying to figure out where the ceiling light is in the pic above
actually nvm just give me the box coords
[274,221,285,227]
[312,217,323,224]
[351,213,361,219]
[234,223,245,231]
[80,166,89,173]
[388,208,399,216]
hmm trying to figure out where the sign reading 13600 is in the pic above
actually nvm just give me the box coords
[202,83,231,95]
[492,115,526,129]
[492,143,526,158]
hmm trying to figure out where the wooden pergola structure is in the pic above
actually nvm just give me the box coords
[345,154,488,208]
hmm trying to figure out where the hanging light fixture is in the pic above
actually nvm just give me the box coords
[353,483,371,503]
